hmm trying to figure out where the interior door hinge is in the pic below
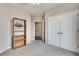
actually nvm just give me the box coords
[77,14,79,16]
[77,45,78,48]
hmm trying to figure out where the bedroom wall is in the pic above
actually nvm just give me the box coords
[45,3,79,17]
[0,5,32,53]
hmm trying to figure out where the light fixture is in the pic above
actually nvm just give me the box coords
[32,3,40,7]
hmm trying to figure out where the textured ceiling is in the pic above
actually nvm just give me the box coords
[5,3,63,17]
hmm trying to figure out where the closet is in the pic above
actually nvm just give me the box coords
[47,10,77,52]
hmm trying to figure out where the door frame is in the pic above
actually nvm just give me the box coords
[35,21,45,43]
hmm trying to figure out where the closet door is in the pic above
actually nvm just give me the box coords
[61,11,77,52]
[48,16,61,47]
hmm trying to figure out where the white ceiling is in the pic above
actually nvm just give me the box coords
[6,3,63,17]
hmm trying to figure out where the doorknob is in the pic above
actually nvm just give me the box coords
[58,32,60,34]
[58,32,62,34]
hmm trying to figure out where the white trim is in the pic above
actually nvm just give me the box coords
[0,47,11,54]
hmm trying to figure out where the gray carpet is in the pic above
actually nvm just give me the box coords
[0,40,79,56]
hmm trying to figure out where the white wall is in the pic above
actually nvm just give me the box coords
[46,4,79,17]
[0,5,32,53]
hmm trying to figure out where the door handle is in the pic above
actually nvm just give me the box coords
[58,32,62,34]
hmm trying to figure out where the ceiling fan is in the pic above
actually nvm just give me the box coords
[32,3,40,7]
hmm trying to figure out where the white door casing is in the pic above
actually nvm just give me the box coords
[77,10,79,53]
[42,20,45,43]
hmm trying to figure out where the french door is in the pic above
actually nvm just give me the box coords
[48,10,77,52]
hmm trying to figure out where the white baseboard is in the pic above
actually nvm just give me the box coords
[0,47,11,54]
[0,40,34,54]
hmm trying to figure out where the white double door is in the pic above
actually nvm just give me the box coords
[48,11,77,52]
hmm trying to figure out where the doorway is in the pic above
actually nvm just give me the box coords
[35,22,42,40]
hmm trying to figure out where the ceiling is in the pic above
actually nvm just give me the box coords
[6,3,63,17]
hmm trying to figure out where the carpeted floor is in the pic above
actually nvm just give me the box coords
[0,40,79,56]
